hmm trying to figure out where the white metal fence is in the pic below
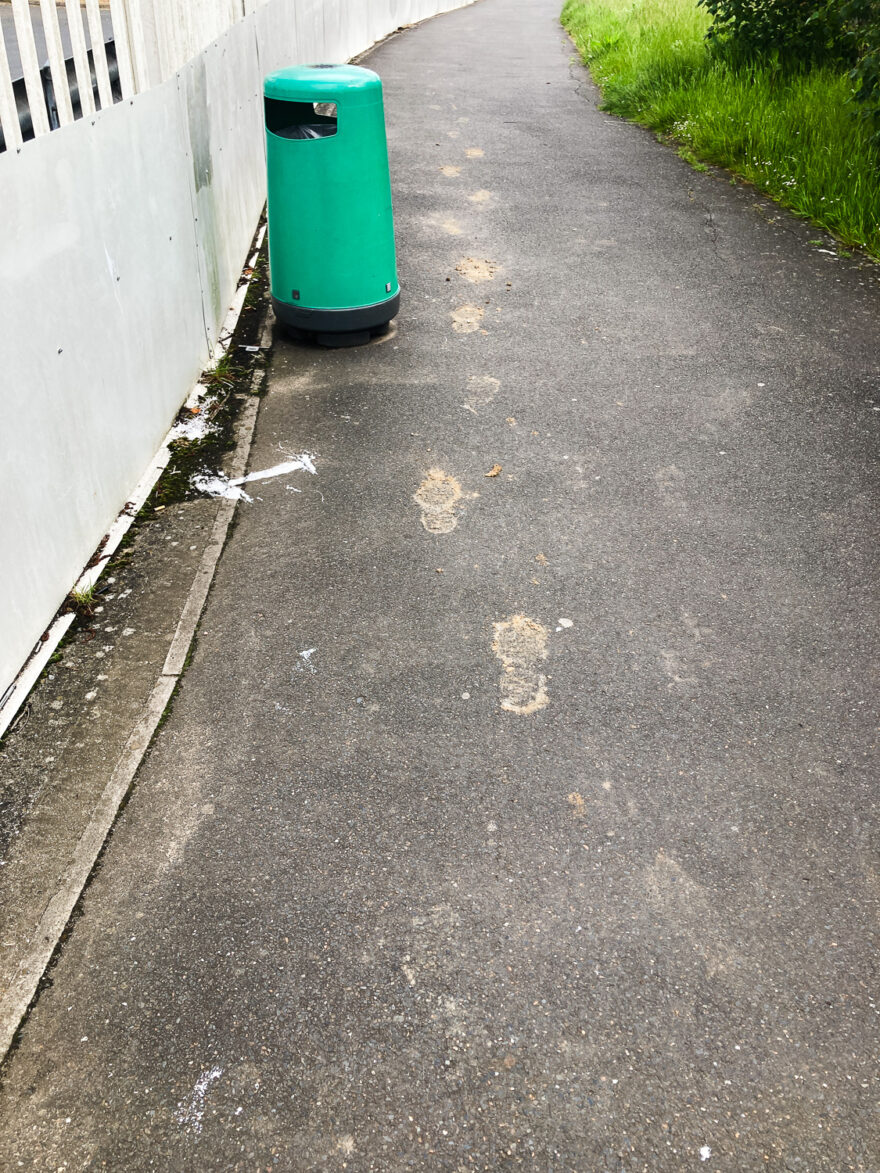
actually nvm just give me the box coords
[0,0,276,151]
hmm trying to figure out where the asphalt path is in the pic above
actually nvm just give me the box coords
[1,0,878,1168]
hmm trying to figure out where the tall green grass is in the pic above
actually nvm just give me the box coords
[562,0,880,257]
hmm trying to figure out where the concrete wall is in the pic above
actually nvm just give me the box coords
[0,0,475,699]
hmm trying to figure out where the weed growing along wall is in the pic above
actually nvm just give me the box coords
[0,0,476,701]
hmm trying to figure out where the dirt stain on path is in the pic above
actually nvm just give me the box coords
[492,614,549,715]
[456,257,500,283]
[414,469,466,534]
[462,375,500,413]
[451,305,485,333]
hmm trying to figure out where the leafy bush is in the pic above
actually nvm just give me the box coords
[695,0,880,144]
[697,0,853,68]
[842,0,880,142]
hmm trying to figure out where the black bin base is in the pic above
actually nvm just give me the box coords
[273,293,399,348]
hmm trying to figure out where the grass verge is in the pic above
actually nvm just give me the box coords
[561,0,880,257]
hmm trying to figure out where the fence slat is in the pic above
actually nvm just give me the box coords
[39,0,75,125]
[123,0,155,94]
[0,18,23,150]
[64,0,96,115]
[82,0,113,107]
[107,0,135,98]
[153,0,179,80]
[11,0,50,136]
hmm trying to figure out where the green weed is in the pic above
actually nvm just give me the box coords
[68,585,97,616]
[199,350,240,392]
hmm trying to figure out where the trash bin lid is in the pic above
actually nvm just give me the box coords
[264,64,383,107]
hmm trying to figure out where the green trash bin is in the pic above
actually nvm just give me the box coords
[264,64,400,347]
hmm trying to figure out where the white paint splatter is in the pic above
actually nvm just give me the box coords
[700,1146,712,1161]
[191,474,252,502]
[170,412,218,443]
[239,455,317,483]
[555,618,574,632]
[176,1066,223,1135]
[293,648,318,675]
[193,455,317,501]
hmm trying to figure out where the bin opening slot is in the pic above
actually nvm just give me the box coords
[265,97,338,139]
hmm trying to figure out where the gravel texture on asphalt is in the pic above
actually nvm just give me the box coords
[1,1,878,1169]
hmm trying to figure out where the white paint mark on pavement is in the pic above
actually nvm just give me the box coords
[294,648,318,675]
[700,1146,712,1161]
[239,455,317,482]
[193,454,317,500]
[191,474,253,503]
[176,1066,223,1135]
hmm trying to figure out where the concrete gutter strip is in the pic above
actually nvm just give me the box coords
[163,395,261,679]
[0,673,177,1059]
